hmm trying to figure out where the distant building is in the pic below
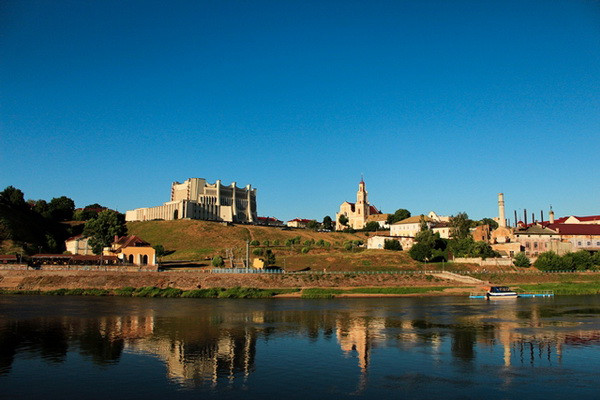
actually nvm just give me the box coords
[256,217,284,227]
[472,225,491,243]
[125,178,257,224]
[366,235,415,250]
[335,179,382,230]
[365,213,391,229]
[65,235,93,255]
[427,211,451,223]
[287,218,313,228]
[104,235,157,266]
[389,215,434,238]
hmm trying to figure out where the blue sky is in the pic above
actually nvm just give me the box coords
[1,0,599,223]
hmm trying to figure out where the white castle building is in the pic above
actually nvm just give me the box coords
[125,178,257,223]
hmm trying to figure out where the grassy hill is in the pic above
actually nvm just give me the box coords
[126,220,420,270]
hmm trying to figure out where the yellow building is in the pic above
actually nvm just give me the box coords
[104,235,157,266]
[335,179,382,230]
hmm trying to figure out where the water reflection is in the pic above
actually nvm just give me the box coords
[1,296,599,391]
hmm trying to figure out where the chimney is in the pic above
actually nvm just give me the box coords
[524,209,528,225]
[541,210,544,224]
[532,212,535,224]
[114,235,118,243]
[498,193,506,228]
[514,210,517,227]
[549,208,555,224]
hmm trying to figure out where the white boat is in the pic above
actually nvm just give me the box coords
[486,286,517,299]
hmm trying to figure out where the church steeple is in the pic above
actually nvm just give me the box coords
[356,178,369,216]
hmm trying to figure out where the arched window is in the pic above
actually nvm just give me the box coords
[142,255,148,265]
[128,254,134,264]
[173,209,178,220]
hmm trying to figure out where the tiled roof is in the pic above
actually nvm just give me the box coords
[288,218,313,223]
[257,217,282,222]
[546,224,600,235]
[393,215,434,225]
[366,213,389,222]
[0,255,17,260]
[114,235,151,247]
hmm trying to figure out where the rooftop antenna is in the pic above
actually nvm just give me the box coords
[361,173,364,183]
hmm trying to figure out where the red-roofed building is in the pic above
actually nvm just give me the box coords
[256,216,284,227]
[65,235,93,255]
[104,235,157,266]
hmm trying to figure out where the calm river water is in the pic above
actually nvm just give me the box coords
[1,295,599,399]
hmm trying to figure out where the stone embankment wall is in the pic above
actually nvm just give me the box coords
[0,270,454,291]
[453,257,514,267]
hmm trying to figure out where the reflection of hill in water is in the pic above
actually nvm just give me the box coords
[1,298,600,386]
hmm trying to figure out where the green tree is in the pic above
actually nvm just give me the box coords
[263,240,270,246]
[387,209,411,225]
[384,239,402,251]
[322,216,333,230]
[252,248,264,256]
[301,247,310,253]
[82,210,127,254]
[534,251,562,271]
[479,218,499,230]
[211,255,224,267]
[153,244,166,260]
[338,214,349,229]
[513,252,531,268]
[250,240,260,246]
[409,243,432,262]
[571,250,593,270]
[449,212,472,240]
[364,221,380,231]
[48,196,75,221]
[0,186,26,207]
[306,220,320,231]
[264,249,276,267]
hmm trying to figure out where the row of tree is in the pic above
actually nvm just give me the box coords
[408,213,499,262]
[531,250,600,271]
[0,185,124,255]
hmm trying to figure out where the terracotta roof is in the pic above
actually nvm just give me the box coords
[0,255,17,260]
[257,217,282,222]
[114,235,151,248]
[369,205,381,214]
[546,224,600,235]
[65,234,84,242]
[393,215,434,225]
[288,218,313,223]
[366,213,390,222]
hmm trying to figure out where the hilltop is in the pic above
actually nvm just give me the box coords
[126,220,421,270]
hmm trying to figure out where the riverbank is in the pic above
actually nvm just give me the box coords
[1,270,599,297]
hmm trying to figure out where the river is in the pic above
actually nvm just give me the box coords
[1,295,599,399]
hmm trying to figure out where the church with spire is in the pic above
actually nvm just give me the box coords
[335,178,382,230]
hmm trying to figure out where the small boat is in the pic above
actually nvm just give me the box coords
[486,286,517,299]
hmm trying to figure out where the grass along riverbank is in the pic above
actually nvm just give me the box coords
[516,282,600,295]
[0,286,300,298]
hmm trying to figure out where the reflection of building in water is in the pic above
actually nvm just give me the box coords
[130,329,256,387]
[336,316,386,393]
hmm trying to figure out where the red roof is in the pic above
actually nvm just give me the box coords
[114,235,151,248]
[369,205,381,214]
[0,255,17,260]
[546,223,600,235]
[257,217,282,222]
[288,218,313,223]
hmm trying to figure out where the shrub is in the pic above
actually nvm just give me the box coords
[285,239,293,246]
[534,251,562,271]
[250,240,260,246]
[324,241,331,248]
[344,243,353,251]
[303,240,312,246]
[409,243,432,262]
[301,247,310,254]
[384,239,402,251]
[263,240,270,246]
[273,240,280,246]
[212,255,224,267]
[252,248,264,256]
[513,252,530,268]
[114,287,136,296]
[572,250,593,270]
[316,239,325,247]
